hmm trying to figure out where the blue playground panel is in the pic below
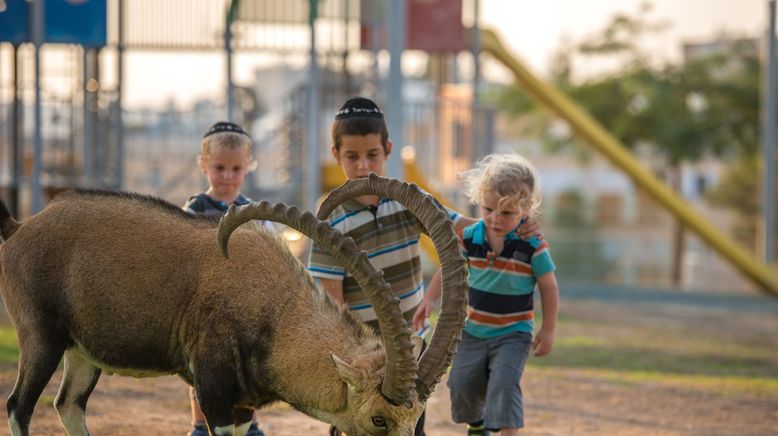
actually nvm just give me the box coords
[0,0,107,47]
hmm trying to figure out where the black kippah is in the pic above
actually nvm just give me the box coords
[335,96,384,120]
[203,121,249,138]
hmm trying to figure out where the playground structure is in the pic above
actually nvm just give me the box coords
[320,26,778,295]
[0,0,775,294]
[471,27,778,295]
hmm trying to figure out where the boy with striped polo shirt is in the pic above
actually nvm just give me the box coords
[308,97,542,436]
[413,153,559,436]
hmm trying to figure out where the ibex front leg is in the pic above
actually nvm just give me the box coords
[194,366,241,436]
[232,407,254,436]
[55,349,102,436]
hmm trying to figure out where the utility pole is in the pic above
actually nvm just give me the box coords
[116,0,125,188]
[387,0,405,179]
[307,0,321,211]
[10,44,21,215]
[763,0,777,263]
[226,0,237,122]
[471,0,482,159]
[31,0,44,213]
[83,48,92,186]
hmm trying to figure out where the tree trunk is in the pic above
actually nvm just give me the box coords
[670,165,685,288]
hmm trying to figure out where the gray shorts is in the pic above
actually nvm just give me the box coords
[447,330,532,430]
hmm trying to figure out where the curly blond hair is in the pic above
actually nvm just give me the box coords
[460,153,542,217]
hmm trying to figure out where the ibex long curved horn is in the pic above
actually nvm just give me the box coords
[317,173,469,402]
[216,200,418,406]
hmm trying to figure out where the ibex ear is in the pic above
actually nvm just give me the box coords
[411,335,424,360]
[332,354,366,391]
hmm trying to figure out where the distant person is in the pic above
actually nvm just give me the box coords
[307,97,543,436]
[412,153,560,436]
[182,121,270,436]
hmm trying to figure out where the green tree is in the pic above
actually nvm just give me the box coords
[492,2,762,277]
[551,189,613,282]
[706,155,761,253]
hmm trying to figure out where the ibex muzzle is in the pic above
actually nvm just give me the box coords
[0,175,467,436]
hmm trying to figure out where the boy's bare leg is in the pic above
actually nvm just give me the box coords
[190,386,207,425]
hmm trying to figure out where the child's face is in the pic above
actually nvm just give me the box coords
[480,190,523,239]
[332,134,392,180]
[200,146,251,199]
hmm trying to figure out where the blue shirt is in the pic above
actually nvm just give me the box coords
[182,192,251,217]
[182,192,274,231]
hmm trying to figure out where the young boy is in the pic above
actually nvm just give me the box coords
[307,97,542,436]
[182,121,269,436]
[413,153,560,436]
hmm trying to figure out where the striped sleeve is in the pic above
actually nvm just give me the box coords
[530,239,555,276]
[428,194,461,224]
[308,242,346,280]
[446,207,462,224]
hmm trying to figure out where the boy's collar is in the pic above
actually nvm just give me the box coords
[472,220,522,245]
[200,192,248,207]
[341,197,387,212]
[233,193,250,206]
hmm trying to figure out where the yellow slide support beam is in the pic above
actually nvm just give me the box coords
[472,27,778,295]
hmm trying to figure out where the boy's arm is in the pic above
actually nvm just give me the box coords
[453,216,477,233]
[308,239,346,303]
[533,272,560,357]
[453,214,542,240]
[517,216,542,240]
[412,268,442,331]
[319,278,345,303]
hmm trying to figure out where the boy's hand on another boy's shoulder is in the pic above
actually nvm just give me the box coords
[517,217,542,240]
[532,328,555,357]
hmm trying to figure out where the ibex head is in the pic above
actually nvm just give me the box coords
[218,174,468,436]
[328,337,424,435]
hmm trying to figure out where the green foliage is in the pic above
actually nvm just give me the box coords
[534,336,777,378]
[707,155,760,217]
[494,3,760,165]
[492,2,763,247]
[707,155,760,250]
[37,395,56,407]
[528,314,778,397]
[0,325,19,364]
[550,189,613,281]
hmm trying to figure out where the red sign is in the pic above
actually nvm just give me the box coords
[360,0,465,53]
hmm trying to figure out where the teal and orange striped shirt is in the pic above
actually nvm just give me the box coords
[461,220,555,339]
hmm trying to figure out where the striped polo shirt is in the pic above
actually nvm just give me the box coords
[461,220,555,339]
[308,197,460,334]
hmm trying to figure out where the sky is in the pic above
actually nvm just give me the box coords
[118,0,766,109]
[479,0,764,75]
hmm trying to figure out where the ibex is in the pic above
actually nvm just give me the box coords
[0,174,468,436]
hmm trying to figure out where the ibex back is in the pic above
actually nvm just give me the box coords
[0,175,468,436]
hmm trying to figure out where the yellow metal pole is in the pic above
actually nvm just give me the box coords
[472,27,778,295]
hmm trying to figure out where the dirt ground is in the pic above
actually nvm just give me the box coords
[1,286,777,435]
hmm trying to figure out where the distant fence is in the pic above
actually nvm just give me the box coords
[0,0,755,293]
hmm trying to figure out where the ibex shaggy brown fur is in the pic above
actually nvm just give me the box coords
[0,174,468,436]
